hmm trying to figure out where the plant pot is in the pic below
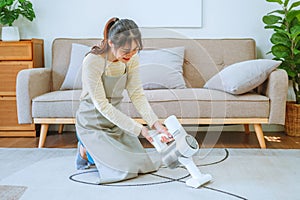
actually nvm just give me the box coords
[285,101,300,136]
[1,26,20,41]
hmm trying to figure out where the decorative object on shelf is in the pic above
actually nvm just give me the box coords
[0,0,36,41]
[262,0,300,136]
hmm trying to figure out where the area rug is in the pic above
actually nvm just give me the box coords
[0,185,27,200]
[0,148,299,200]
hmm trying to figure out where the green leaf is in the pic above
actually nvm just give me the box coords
[294,49,300,55]
[284,0,289,7]
[0,0,14,8]
[271,32,291,46]
[291,25,300,39]
[264,25,284,30]
[19,0,35,21]
[268,10,285,15]
[287,10,300,23]
[279,62,298,77]
[287,70,298,78]
[272,44,292,58]
[263,15,282,25]
[295,36,300,48]
[289,1,300,10]
[267,0,283,4]
[275,28,291,37]
[294,54,300,64]
[278,62,289,70]
[0,0,35,26]
[291,17,300,27]
[0,7,19,26]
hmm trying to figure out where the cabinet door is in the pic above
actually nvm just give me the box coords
[0,96,35,131]
[0,41,32,60]
[0,61,33,96]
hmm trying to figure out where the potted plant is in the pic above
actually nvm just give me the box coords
[0,0,35,41]
[262,0,300,136]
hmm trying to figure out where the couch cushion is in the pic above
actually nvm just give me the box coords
[32,89,269,119]
[52,39,100,91]
[51,38,256,91]
[32,90,81,118]
[60,43,91,90]
[121,88,269,118]
[139,47,186,89]
[203,59,281,94]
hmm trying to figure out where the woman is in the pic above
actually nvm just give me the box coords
[75,17,172,184]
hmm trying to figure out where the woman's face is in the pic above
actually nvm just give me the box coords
[109,40,139,63]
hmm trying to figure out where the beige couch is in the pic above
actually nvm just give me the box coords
[16,38,288,148]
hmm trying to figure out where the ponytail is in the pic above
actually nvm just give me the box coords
[89,17,119,55]
[89,17,142,55]
[103,17,119,40]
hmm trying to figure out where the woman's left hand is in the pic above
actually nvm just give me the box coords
[152,121,173,143]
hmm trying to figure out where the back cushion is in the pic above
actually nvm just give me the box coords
[51,38,256,90]
[51,38,99,91]
[141,38,256,88]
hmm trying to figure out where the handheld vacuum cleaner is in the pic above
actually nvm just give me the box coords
[149,115,212,188]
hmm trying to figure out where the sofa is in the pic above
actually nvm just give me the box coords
[16,38,288,148]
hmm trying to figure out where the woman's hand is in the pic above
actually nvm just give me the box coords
[152,121,173,143]
[141,121,174,144]
[141,126,153,143]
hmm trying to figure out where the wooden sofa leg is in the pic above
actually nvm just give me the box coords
[58,124,64,134]
[244,124,250,134]
[38,124,49,148]
[253,124,266,149]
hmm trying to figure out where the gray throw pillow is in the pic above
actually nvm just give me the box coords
[203,59,282,95]
[60,43,90,90]
[138,46,186,89]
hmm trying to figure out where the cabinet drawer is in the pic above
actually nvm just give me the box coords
[0,96,35,131]
[0,61,33,95]
[0,41,32,60]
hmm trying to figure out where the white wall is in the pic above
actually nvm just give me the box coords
[6,0,293,132]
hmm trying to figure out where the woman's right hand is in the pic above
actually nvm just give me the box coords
[141,126,153,143]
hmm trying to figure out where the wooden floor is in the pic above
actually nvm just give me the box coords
[1,130,299,149]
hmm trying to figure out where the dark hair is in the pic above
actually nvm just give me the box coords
[90,17,143,55]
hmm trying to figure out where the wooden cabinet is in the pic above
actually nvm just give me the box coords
[0,39,44,136]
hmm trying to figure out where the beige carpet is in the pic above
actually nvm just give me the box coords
[0,148,299,200]
[0,185,27,200]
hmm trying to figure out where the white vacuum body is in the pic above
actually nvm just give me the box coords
[149,115,212,188]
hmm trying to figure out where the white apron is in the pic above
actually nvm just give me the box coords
[76,60,159,184]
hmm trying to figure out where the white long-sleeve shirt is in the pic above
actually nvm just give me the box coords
[80,53,158,136]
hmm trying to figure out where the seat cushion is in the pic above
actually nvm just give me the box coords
[32,89,269,119]
[121,88,270,119]
[32,90,81,118]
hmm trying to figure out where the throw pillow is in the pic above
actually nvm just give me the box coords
[203,59,282,95]
[138,46,186,89]
[60,43,91,90]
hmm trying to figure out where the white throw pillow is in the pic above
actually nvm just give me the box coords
[60,43,91,90]
[203,59,281,95]
[138,46,186,89]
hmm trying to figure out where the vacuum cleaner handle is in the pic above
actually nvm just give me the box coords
[148,130,168,152]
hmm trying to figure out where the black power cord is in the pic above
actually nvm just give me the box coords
[69,149,247,200]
